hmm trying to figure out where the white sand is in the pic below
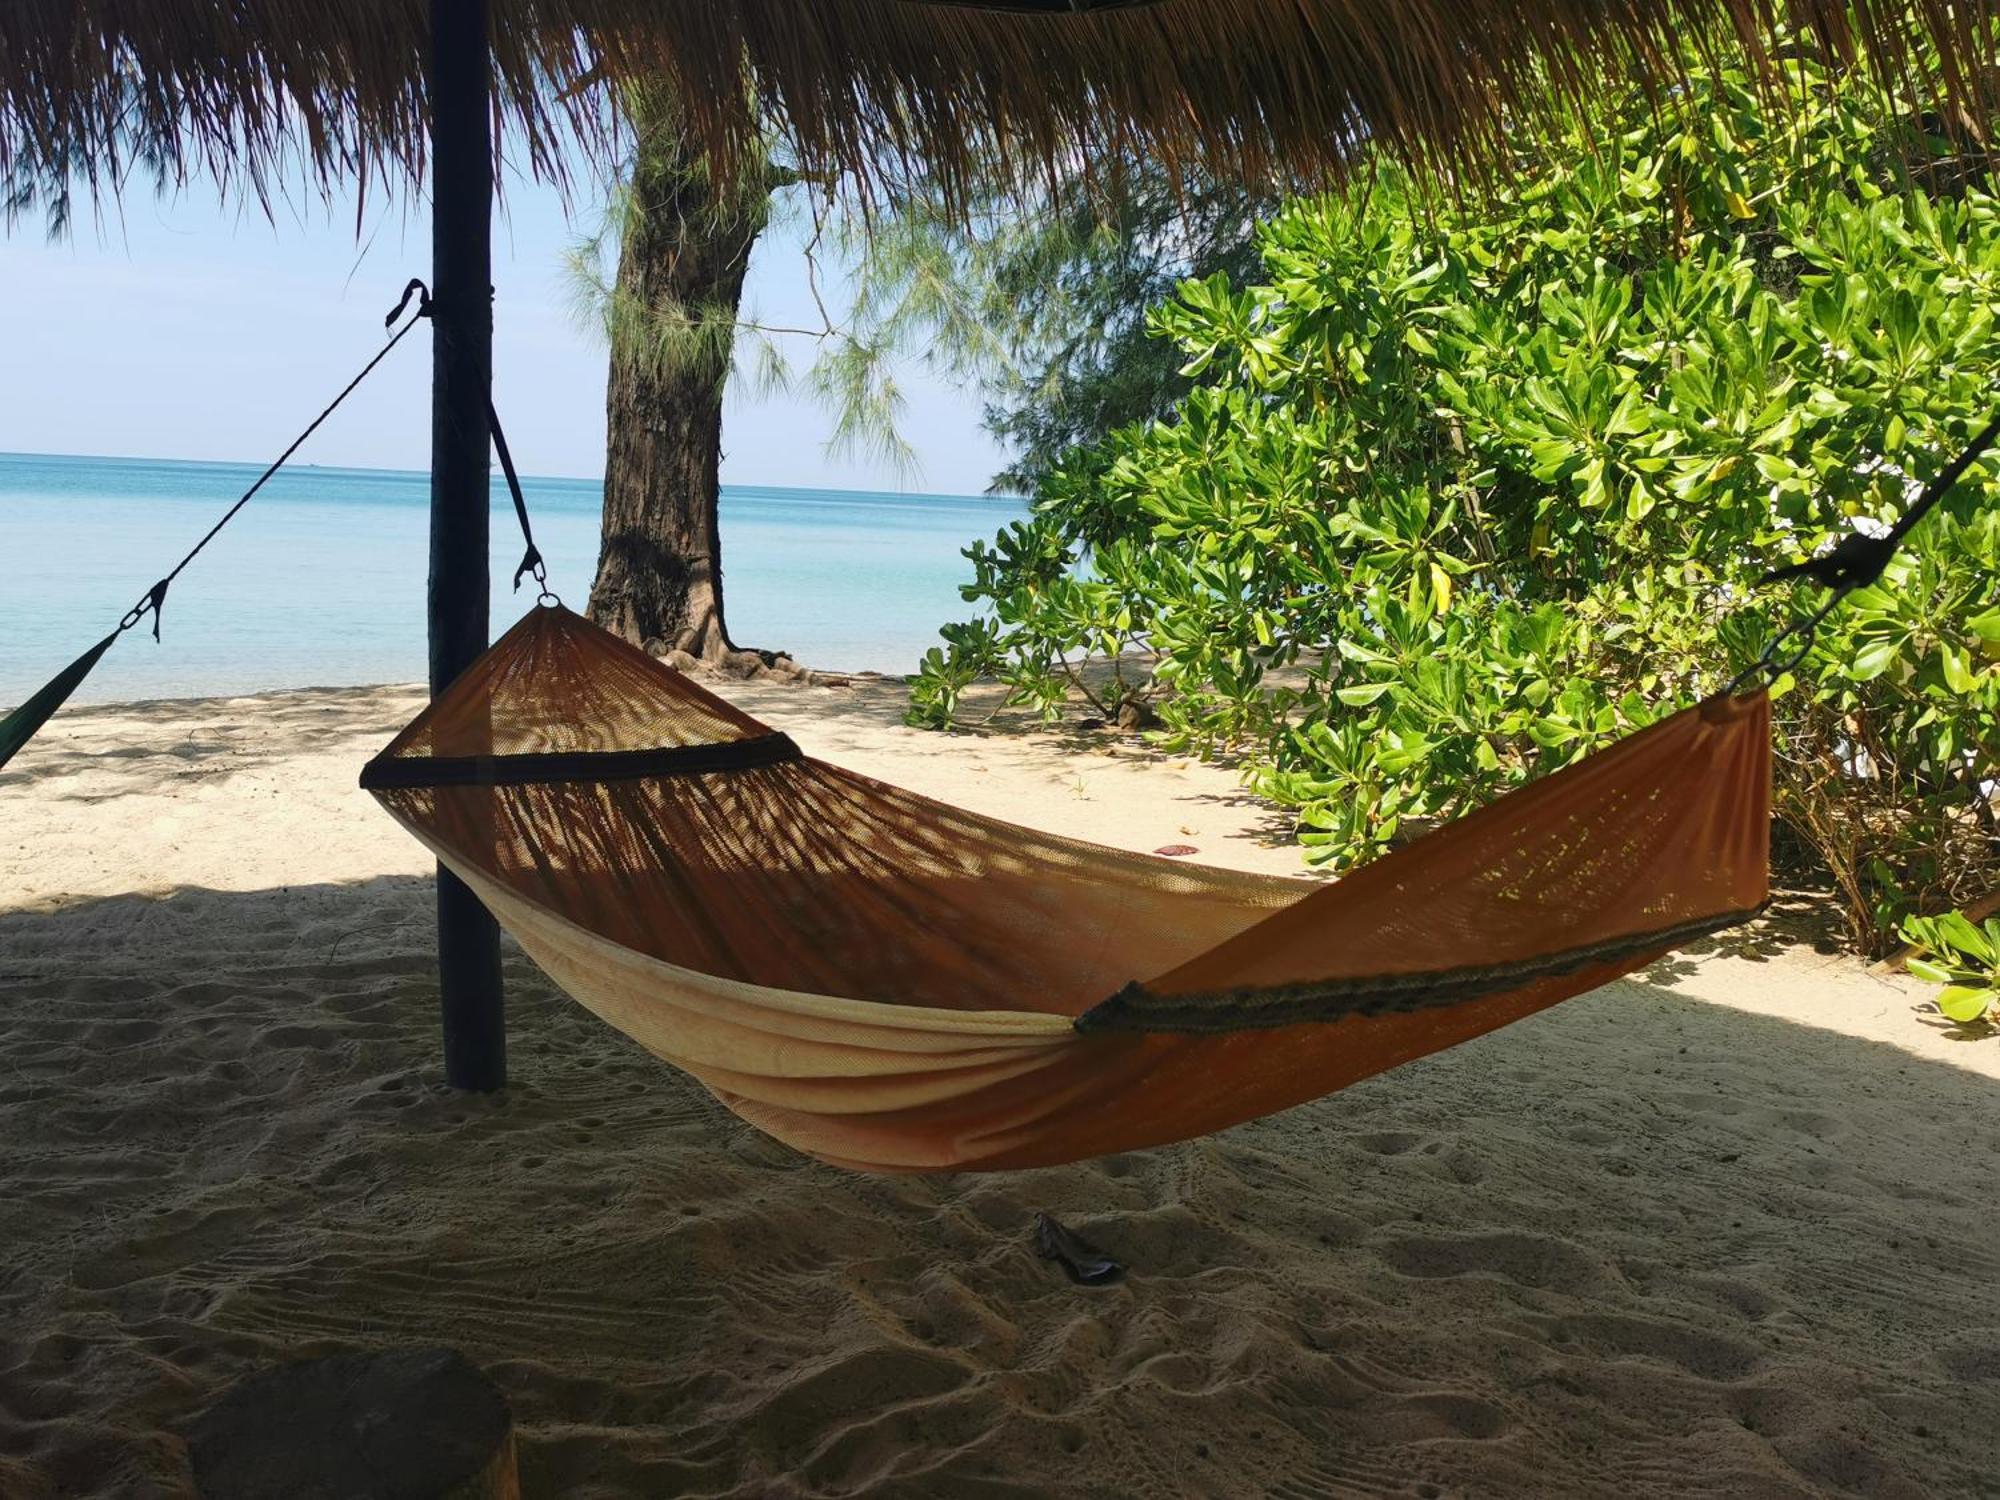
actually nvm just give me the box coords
[3,672,1997,1498]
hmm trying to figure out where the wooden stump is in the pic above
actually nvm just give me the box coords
[186,1346,519,1500]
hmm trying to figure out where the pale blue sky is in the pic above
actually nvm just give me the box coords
[0,165,1012,493]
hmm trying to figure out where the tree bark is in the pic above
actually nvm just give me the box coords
[588,105,768,660]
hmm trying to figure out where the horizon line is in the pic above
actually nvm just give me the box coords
[0,448,1024,502]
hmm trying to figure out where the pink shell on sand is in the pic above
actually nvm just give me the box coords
[1153,844,1200,857]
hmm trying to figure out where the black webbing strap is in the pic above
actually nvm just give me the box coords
[1733,409,2000,690]
[359,732,803,790]
[487,399,554,602]
[0,282,433,773]
[1073,903,1767,1035]
[399,278,554,605]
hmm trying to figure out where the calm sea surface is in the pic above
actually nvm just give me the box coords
[0,452,1025,705]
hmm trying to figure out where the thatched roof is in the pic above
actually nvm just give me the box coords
[5,0,1995,207]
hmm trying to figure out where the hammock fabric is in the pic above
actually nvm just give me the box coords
[362,604,1770,1173]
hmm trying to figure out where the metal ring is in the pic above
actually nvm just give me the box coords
[1725,581,1853,695]
[117,587,160,634]
[532,562,561,609]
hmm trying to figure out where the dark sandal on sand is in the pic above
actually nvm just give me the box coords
[1034,1212,1124,1286]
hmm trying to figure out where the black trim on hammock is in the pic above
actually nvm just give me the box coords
[1073,903,1767,1035]
[359,731,803,790]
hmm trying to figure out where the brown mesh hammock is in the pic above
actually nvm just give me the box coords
[362,604,1770,1173]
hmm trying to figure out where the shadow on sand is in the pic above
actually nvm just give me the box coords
[2,877,1997,1498]
[0,685,428,805]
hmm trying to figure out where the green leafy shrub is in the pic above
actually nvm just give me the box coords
[1902,911,2000,1023]
[914,44,2000,957]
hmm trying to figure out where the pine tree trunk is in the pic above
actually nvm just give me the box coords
[588,106,767,661]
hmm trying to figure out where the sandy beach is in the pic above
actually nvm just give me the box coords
[3,668,1997,1498]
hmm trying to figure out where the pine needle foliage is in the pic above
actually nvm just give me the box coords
[565,84,788,398]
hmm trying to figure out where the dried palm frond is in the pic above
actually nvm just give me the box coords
[3,0,1995,216]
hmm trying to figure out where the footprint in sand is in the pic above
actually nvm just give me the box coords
[1938,1329,2000,1382]
[67,1204,265,1292]
[1348,1131,1485,1184]
[1376,1230,1607,1292]
[1537,1311,1763,1380]
[1352,1129,1425,1156]
[1371,1389,1513,1442]
[746,1344,970,1473]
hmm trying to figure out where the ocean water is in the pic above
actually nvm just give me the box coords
[0,452,1025,706]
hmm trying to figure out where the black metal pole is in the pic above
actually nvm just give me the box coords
[428,0,505,1090]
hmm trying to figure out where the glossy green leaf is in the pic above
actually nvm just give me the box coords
[1936,986,1994,1023]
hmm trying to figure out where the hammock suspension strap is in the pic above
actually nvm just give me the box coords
[489,399,556,606]
[397,278,556,607]
[132,280,437,645]
[0,281,436,772]
[1733,408,2000,691]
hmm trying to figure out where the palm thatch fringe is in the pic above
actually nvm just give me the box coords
[4,1,1995,214]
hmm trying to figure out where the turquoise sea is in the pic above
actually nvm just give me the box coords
[0,452,1026,706]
